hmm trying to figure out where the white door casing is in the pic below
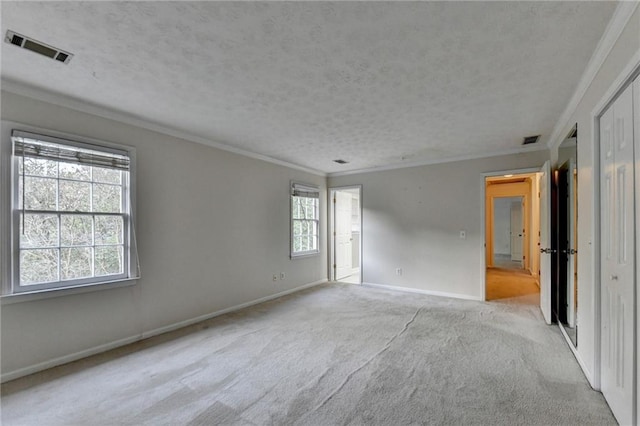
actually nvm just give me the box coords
[539,161,552,325]
[510,200,524,263]
[567,158,577,329]
[600,83,635,426]
[335,191,353,280]
[634,75,640,426]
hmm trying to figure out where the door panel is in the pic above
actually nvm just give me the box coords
[539,161,551,324]
[634,75,640,426]
[567,159,577,328]
[600,83,634,426]
[335,191,352,280]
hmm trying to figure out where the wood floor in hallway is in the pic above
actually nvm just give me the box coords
[486,267,540,304]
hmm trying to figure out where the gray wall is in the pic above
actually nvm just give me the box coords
[1,91,327,378]
[328,150,549,300]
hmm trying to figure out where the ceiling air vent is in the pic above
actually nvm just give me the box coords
[333,159,349,164]
[523,135,540,145]
[5,30,73,64]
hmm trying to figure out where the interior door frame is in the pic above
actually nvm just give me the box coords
[486,186,530,269]
[328,185,363,283]
[481,167,541,301]
[589,56,640,392]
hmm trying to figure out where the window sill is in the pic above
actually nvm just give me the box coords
[290,251,320,260]
[1,278,138,305]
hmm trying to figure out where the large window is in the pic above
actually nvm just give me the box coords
[291,182,320,257]
[9,130,136,294]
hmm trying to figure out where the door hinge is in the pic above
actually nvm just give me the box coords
[333,231,336,236]
[333,264,336,268]
[333,197,336,203]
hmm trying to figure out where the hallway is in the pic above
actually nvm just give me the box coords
[486,267,539,304]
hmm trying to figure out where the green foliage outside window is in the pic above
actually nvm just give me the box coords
[292,195,319,254]
[18,157,126,286]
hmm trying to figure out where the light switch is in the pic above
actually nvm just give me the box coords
[459,230,466,239]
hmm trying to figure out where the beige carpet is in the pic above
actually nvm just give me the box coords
[486,267,540,303]
[1,283,613,425]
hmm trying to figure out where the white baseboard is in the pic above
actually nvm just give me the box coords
[362,282,483,301]
[1,279,327,383]
[0,335,141,383]
[141,279,327,339]
[558,323,595,389]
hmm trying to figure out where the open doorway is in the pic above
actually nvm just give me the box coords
[329,186,362,284]
[492,196,525,270]
[485,172,541,303]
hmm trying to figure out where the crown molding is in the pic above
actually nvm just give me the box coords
[0,79,327,177]
[546,0,640,151]
[327,144,549,178]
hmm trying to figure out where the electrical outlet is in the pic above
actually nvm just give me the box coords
[280,272,286,280]
[395,268,402,276]
[272,274,278,282]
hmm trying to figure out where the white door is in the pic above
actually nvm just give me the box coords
[334,191,352,280]
[510,200,523,263]
[634,75,640,426]
[539,161,552,324]
[600,83,635,426]
[567,158,577,328]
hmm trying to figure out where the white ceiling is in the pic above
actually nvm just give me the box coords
[1,2,616,174]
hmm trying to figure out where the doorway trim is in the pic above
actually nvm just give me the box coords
[328,185,363,283]
[480,167,541,301]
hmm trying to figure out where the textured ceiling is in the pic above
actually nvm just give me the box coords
[1,2,616,173]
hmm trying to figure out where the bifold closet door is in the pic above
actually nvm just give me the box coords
[600,82,635,426]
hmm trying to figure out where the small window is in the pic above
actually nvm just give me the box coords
[291,182,320,257]
[8,130,137,294]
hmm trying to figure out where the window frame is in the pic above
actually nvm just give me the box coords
[1,124,138,299]
[290,181,321,258]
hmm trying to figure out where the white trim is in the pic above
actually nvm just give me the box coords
[590,86,604,392]
[140,279,327,339]
[482,167,541,178]
[1,278,137,305]
[1,79,327,178]
[290,180,321,258]
[362,282,482,301]
[634,74,640,423]
[480,175,487,301]
[480,167,543,302]
[328,185,363,284]
[328,144,548,178]
[547,1,640,151]
[558,323,595,388]
[1,120,139,296]
[590,49,640,122]
[0,334,142,384]
[0,279,327,383]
